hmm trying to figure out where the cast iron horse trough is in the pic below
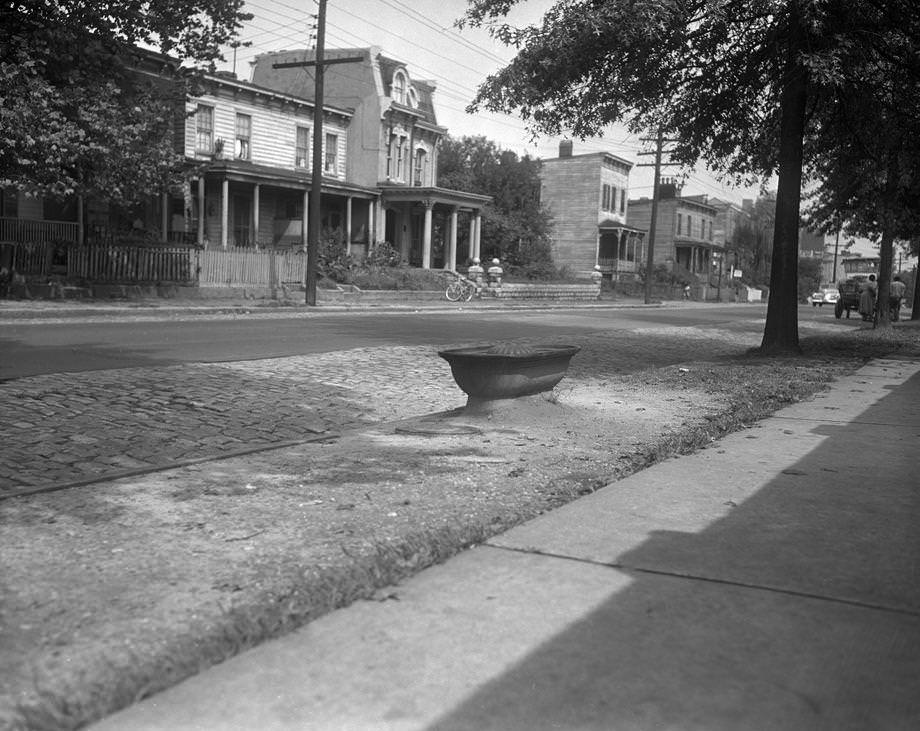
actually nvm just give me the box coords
[438,342,580,414]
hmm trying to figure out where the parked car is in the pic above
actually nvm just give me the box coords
[808,285,840,307]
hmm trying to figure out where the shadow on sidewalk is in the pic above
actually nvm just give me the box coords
[427,374,920,731]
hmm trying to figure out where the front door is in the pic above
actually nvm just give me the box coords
[233,195,251,247]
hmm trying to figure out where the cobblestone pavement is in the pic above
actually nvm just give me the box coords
[1,319,790,496]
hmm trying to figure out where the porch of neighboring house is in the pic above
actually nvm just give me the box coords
[674,240,716,276]
[378,186,491,270]
[596,222,646,280]
[191,165,378,255]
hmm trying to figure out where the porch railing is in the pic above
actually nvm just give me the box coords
[598,258,639,272]
[0,217,79,244]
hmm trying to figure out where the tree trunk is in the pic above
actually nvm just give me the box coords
[760,5,808,354]
[876,229,894,328]
[875,153,899,328]
[912,264,920,320]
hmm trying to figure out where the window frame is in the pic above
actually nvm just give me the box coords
[235,113,251,160]
[195,104,214,153]
[414,148,426,185]
[324,132,338,175]
[295,125,310,169]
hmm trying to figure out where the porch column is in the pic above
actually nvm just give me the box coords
[161,192,169,243]
[473,211,482,260]
[220,179,229,249]
[422,199,433,269]
[253,184,260,248]
[367,199,375,245]
[468,215,476,261]
[377,200,387,244]
[346,196,353,254]
[197,178,205,246]
[448,206,459,271]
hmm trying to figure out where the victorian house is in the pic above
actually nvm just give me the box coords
[538,141,645,280]
[628,180,721,276]
[250,47,490,270]
[2,46,490,279]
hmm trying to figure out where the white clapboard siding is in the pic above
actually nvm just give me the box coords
[184,92,348,175]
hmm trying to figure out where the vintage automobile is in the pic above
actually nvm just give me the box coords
[835,256,883,319]
[808,285,840,307]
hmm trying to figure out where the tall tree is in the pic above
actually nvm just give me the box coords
[0,0,251,205]
[805,18,920,328]
[461,0,920,352]
[438,135,554,271]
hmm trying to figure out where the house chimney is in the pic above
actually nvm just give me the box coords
[658,177,678,199]
[559,140,573,158]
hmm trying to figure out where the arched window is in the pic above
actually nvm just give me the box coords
[407,86,419,109]
[392,70,407,105]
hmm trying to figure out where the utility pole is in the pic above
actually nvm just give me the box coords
[832,227,840,284]
[636,130,677,304]
[272,0,362,305]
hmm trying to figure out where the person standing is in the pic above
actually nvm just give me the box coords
[859,274,878,321]
[890,275,907,321]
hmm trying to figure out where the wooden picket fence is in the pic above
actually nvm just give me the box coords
[68,245,197,283]
[198,247,306,287]
[4,242,197,283]
[4,241,307,288]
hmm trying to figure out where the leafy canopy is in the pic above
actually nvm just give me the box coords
[438,134,555,271]
[0,0,251,204]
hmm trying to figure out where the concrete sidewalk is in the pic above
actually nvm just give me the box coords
[91,358,920,731]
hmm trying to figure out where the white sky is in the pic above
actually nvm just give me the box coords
[219,0,769,205]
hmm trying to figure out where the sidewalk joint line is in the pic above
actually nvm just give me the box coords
[488,543,920,618]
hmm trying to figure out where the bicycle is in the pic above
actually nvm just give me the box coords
[445,273,476,302]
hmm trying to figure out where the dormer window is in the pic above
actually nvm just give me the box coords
[392,70,408,105]
[407,86,419,109]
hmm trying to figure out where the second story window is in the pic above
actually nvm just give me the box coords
[196,105,213,153]
[396,137,405,180]
[414,148,426,185]
[686,215,693,237]
[235,113,251,160]
[324,133,338,174]
[620,188,626,214]
[677,213,683,235]
[296,125,310,169]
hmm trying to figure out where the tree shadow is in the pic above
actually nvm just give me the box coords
[426,373,920,730]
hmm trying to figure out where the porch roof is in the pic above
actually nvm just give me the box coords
[674,238,725,249]
[378,184,491,210]
[599,220,646,235]
[198,160,379,198]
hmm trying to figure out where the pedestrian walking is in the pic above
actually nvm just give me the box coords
[859,274,877,321]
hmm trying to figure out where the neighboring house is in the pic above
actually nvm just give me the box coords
[2,45,490,273]
[179,68,370,251]
[628,181,721,277]
[0,50,370,254]
[539,141,645,279]
[251,47,491,269]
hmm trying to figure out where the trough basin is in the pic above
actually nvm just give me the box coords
[438,343,580,401]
